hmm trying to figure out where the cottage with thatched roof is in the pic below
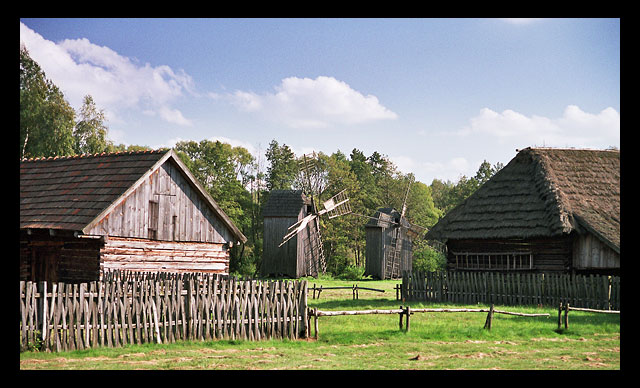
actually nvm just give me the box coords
[426,147,619,275]
[20,149,247,283]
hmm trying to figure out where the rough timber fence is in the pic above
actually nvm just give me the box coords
[20,271,309,352]
[401,271,620,310]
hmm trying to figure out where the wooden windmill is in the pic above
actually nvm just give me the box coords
[354,176,427,279]
[277,153,352,278]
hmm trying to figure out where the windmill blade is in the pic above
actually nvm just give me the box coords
[406,222,427,239]
[400,175,413,219]
[298,152,316,196]
[319,189,352,219]
[278,213,317,247]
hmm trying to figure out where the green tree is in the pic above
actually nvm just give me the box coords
[430,160,504,215]
[20,45,75,158]
[73,95,112,155]
[405,179,441,229]
[321,151,363,274]
[174,139,257,276]
[265,140,298,191]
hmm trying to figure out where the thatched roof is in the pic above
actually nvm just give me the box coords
[426,148,620,252]
[263,190,310,217]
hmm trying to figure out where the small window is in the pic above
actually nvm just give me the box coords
[452,252,533,270]
[148,200,159,239]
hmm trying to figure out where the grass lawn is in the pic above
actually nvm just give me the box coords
[19,277,620,370]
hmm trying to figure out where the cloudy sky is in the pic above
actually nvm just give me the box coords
[19,18,620,184]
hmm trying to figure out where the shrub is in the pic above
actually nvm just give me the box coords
[339,264,366,280]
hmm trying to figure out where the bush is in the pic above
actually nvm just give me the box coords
[412,240,446,273]
[339,264,366,280]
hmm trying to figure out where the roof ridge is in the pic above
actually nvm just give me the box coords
[518,146,619,153]
[20,148,169,162]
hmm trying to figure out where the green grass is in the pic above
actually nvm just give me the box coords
[20,278,620,370]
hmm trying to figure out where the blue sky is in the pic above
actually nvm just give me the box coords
[19,18,620,184]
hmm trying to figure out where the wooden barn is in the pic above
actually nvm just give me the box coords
[20,149,247,283]
[426,147,620,275]
[365,208,413,280]
[261,190,319,278]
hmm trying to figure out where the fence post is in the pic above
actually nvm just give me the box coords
[405,306,411,332]
[314,307,319,340]
[557,303,563,330]
[564,303,570,330]
[484,304,494,330]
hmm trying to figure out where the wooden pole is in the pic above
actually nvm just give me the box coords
[558,303,563,330]
[564,303,569,330]
[484,304,494,330]
[399,305,403,330]
[405,306,411,332]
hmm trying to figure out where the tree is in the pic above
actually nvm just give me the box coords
[73,95,112,155]
[405,180,442,229]
[174,139,258,277]
[265,140,298,191]
[20,45,75,158]
[429,160,504,215]
[321,151,363,273]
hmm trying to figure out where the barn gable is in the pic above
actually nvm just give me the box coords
[20,149,246,281]
[20,149,246,244]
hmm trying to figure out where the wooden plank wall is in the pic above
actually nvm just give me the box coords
[20,235,102,283]
[365,226,412,279]
[19,271,309,352]
[402,270,620,310]
[572,233,620,270]
[261,216,302,278]
[446,237,572,272]
[100,236,229,275]
[86,160,234,244]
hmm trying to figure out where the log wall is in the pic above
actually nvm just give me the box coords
[446,236,572,272]
[100,236,229,275]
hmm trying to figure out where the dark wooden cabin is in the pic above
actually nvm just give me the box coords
[261,190,322,278]
[426,147,620,275]
[20,149,247,283]
[365,208,413,279]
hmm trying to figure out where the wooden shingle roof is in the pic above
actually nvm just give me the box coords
[426,148,620,252]
[263,190,310,217]
[20,149,247,243]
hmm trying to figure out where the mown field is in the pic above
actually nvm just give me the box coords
[19,278,620,370]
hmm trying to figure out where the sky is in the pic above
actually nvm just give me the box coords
[19,18,620,185]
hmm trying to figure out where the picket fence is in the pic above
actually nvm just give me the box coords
[20,271,309,352]
[401,271,620,310]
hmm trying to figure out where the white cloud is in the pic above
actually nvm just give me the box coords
[390,154,476,184]
[499,18,544,25]
[459,105,620,148]
[229,76,398,129]
[20,22,194,127]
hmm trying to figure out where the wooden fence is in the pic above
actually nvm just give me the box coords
[401,271,620,310]
[20,271,308,352]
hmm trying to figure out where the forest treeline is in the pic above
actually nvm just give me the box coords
[20,46,503,279]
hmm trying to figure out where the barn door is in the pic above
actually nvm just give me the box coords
[31,247,58,283]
